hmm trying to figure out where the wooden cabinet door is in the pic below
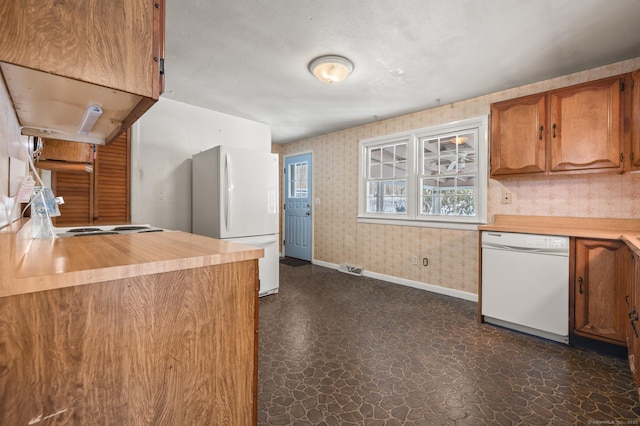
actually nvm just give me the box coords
[573,239,630,345]
[490,93,547,176]
[627,252,640,397]
[630,70,640,170]
[0,0,161,98]
[549,76,624,173]
[94,132,131,224]
[51,170,94,226]
[51,131,130,226]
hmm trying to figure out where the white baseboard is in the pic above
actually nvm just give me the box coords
[312,259,478,303]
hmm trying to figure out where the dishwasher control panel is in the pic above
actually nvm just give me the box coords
[525,235,568,249]
[482,231,569,254]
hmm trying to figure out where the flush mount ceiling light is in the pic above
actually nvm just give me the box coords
[308,55,354,84]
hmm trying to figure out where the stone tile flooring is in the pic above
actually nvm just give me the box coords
[258,264,640,425]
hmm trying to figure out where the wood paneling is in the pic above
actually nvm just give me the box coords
[52,171,93,226]
[95,131,130,224]
[0,261,259,425]
[51,130,130,226]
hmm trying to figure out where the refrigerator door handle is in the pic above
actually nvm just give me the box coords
[225,152,232,232]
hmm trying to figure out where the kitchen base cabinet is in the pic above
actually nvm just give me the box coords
[0,261,259,425]
[572,238,630,345]
[628,252,640,399]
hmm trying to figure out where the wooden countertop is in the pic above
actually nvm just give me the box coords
[479,215,640,255]
[1,219,264,298]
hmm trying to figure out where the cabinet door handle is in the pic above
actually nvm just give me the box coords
[631,308,639,338]
[552,123,557,139]
[538,125,544,140]
[578,276,584,294]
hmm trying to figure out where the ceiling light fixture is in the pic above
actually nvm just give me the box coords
[308,55,354,84]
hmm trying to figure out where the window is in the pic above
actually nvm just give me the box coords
[288,161,308,198]
[359,116,487,228]
[366,140,408,214]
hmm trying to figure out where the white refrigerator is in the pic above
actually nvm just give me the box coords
[192,145,279,296]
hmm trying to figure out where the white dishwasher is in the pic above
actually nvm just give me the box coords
[481,231,570,344]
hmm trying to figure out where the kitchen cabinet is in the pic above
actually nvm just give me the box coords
[490,75,626,177]
[0,222,261,425]
[627,252,640,398]
[572,238,630,346]
[51,131,130,226]
[630,70,640,170]
[37,138,95,173]
[0,0,165,145]
[490,93,547,176]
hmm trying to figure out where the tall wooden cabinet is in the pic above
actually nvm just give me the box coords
[572,238,630,345]
[52,132,130,226]
[490,75,626,177]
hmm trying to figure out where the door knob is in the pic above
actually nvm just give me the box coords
[306,211,311,216]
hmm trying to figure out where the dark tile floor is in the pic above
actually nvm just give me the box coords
[258,264,640,425]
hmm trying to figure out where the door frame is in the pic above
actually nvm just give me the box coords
[282,150,314,261]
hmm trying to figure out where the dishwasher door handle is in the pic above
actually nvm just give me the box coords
[483,245,568,256]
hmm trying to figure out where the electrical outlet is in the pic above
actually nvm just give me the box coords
[502,192,512,204]
[423,258,429,267]
[412,256,418,265]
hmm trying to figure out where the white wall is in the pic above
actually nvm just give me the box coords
[131,97,271,231]
[0,77,28,229]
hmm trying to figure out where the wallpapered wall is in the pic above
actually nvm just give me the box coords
[279,56,640,297]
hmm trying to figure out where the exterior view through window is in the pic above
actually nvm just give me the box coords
[359,116,487,227]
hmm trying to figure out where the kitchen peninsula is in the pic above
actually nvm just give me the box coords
[0,219,261,425]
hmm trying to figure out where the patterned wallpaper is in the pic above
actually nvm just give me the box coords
[279,57,640,297]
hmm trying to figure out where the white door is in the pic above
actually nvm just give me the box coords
[284,153,312,261]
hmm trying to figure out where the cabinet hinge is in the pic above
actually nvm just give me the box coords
[159,58,165,76]
[283,204,286,210]
[620,153,625,162]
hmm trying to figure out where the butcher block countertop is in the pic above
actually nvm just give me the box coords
[0,219,263,298]
[479,215,640,255]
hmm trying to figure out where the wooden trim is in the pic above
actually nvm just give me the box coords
[36,160,93,173]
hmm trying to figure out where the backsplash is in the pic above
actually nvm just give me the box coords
[281,56,640,297]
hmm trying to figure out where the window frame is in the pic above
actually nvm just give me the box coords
[358,116,488,229]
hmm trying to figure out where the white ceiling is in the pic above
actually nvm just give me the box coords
[163,0,640,144]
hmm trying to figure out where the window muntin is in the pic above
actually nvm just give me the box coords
[288,161,308,198]
[366,141,408,214]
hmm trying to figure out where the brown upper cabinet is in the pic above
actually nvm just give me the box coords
[490,75,626,177]
[0,0,165,145]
